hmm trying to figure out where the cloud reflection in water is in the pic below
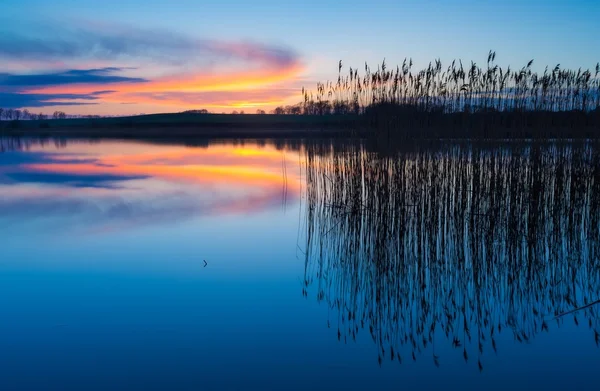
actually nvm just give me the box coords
[0,139,299,234]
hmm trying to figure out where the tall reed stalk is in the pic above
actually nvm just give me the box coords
[300,52,600,139]
[304,52,600,114]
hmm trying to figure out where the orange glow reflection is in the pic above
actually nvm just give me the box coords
[0,142,302,233]
[23,144,300,193]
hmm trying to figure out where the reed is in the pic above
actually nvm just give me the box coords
[302,52,600,139]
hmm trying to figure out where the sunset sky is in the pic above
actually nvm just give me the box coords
[0,0,598,115]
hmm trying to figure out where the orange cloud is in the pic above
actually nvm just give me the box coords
[21,65,304,110]
[25,64,303,95]
[3,23,306,113]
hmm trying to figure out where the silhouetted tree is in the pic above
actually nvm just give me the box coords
[285,105,302,115]
[182,109,209,114]
[53,111,66,119]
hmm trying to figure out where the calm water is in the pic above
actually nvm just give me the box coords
[0,137,598,390]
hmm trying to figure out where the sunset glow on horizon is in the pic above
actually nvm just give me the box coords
[1,0,599,116]
[19,65,306,114]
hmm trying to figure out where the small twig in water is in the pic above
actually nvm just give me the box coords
[552,298,600,320]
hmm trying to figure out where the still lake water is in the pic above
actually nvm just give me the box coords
[0,137,599,390]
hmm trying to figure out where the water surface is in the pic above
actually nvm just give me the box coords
[0,137,598,390]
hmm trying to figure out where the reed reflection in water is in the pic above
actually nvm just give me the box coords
[301,141,600,370]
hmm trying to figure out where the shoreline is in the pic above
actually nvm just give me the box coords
[1,111,599,140]
[0,125,361,140]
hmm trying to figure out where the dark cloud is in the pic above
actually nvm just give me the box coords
[0,23,301,109]
[0,90,113,108]
[0,67,145,108]
[0,68,146,88]
[0,24,299,69]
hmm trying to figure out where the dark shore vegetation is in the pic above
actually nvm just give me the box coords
[0,112,360,139]
[300,51,600,139]
[300,140,600,368]
[1,52,599,140]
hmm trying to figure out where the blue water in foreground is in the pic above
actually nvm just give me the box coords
[0,138,598,391]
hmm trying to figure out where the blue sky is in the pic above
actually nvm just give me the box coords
[0,0,598,114]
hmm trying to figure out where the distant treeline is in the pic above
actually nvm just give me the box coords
[0,109,103,121]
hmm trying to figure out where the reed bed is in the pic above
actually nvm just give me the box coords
[300,141,600,369]
[301,52,600,138]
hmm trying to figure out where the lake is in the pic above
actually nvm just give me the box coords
[0,137,598,390]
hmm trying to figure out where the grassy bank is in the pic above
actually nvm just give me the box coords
[3,109,599,140]
[301,51,600,139]
[0,112,357,128]
[0,112,360,138]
